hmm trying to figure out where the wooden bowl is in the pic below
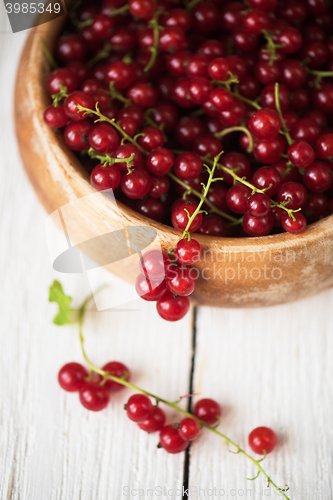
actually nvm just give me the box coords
[14,16,333,308]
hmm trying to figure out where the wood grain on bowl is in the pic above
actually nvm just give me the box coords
[15,17,333,308]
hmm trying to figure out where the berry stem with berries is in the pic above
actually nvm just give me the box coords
[51,281,290,500]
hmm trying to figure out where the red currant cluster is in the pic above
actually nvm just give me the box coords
[42,0,333,323]
[58,362,276,455]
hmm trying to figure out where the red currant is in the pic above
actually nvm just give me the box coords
[249,426,277,455]
[126,394,153,422]
[121,169,152,199]
[101,361,130,391]
[243,212,274,236]
[175,238,202,265]
[179,417,200,441]
[139,407,166,432]
[58,362,88,392]
[248,108,281,140]
[159,425,189,453]
[287,140,315,169]
[193,398,221,426]
[281,212,307,234]
[91,164,121,191]
[79,381,110,411]
[157,291,190,321]
[171,202,202,232]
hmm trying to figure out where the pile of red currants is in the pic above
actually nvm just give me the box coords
[58,361,277,455]
[43,0,333,321]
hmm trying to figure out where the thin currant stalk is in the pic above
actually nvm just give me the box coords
[88,147,135,170]
[51,83,68,107]
[144,12,163,73]
[40,37,59,69]
[262,30,286,65]
[214,126,254,153]
[167,171,238,223]
[88,41,112,68]
[186,0,202,11]
[305,67,333,88]
[72,292,291,500]
[231,89,261,110]
[274,83,293,146]
[107,82,132,106]
[76,103,146,154]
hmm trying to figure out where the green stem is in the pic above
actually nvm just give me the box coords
[214,126,254,153]
[88,42,112,68]
[75,104,146,154]
[305,68,333,88]
[186,0,202,10]
[108,82,131,106]
[262,30,285,65]
[231,90,261,110]
[274,83,293,146]
[51,83,68,107]
[88,148,135,168]
[40,37,58,70]
[145,13,163,73]
[76,293,290,500]
[167,171,238,223]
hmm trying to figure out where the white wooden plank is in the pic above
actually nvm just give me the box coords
[190,292,333,499]
[0,23,194,499]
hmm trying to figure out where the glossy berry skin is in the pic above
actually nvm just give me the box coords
[209,88,233,112]
[159,425,189,454]
[278,27,303,53]
[135,196,164,220]
[171,202,202,233]
[174,152,202,180]
[105,61,134,90]
[101,361,130,391]
[139,407,166,432]
[63,120,92,151]
[159,27,185,52]
[193,398,221,426]
[243,8,270,35]
[43,105,68,128]
[255,61,281,85]
[149,175,170,198]
[287,140,315,169]
[58,362,88,392]
[179,417,200,441]
[253,137,284,164]
[112,144,142,172]
[249,426,277,455]
[166,266,197,297]
[127,83,158,108]
[315,134,333,161]
[252,166,283,196]
[221,152,251,184]
[88,123,120,154]
[260,84,290,113]
[137,127,164,152]
[218,98,246,127]
[280,59,307,90]
[193,135,222,159]
[302,161,333,193]
[147,148,174,175]
[121,169,152,199]
[175,238,202,265]
[47,68,78,95]
[126,394,153,422]
[197,215,228,236]
[247,193,271,217]
[128,0,154,20]
[312,83,333,114]
[90,164,121,191]
[281,212,307,234]
[56,34,86,63]
[140,250,172,282]
[278,182,307,209]
[208,57,230,81]
[189,77,212,105]
[63,91,94,121]
[243,212,274,237]
[290,118,320,145]
[248,108,281,140]
[157,291,190,322]
[226,185,252,214]
[135,274,167,301]
[79,381,110,411]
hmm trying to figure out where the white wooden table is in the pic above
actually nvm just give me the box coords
[1,9,333,500]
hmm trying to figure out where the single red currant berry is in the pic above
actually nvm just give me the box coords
[301,41,330,70]
[243,8,270,35]
[277,181,307,209]
[128,0,154,19]
[315,133,333,161]
[271,206,285,227]
[135,274,167,301]
[253,137,285,164]
[56,34,86,63]
[140,250,172,281]
[159,27,186,52]
[280,59,307,89]
[171,202,202,232]
[139,407,166,432]
[174,152,203,180]
[179,417,200,441]
[193,135,222,159]
[175,239,202,265]
[189,77,213,105]
[137,127,164,152]
[193,398,221,426]
[117,104,145,128]
[312,83,333,114]
[278,27,303,53]
[118,117,137,138]
[281,212,307,234]
[43,105,68,128]
[159,425,189,453]
[146,148,174,176]
[149,175,170,198]
[248,108,281,140]
[47,68,78,95]
[63,120,92,151]
[163,8,193,33]
[208,57,230,81]
[126,394,153,422]
[112,144,142,172]
[287,140,315,169]
[226,184,252,214]
[209,88,234,112]
[255,61,281,86]
[249,426,277,455]
[121,169,152,199]
[135,197,165,222]
[127,83,158,108]
[302,161,333,193]
[105,61,135,90]
[58,362,88,392]
[90,14,114,39]
[157,291,190,321]
[198,39,224,59]
[218,98,246,127]
[90,164,121,191]
[232,29,259,53]
[197,215,228,236]
[290,118,320,145]
[243,212,274,236]
[166,266,197,297]
[63,91,94,121]
[88,123,120,154]
[247,193,271,217]
[101,361,130,392]
[252,166,282,196]
[79,381,110,411]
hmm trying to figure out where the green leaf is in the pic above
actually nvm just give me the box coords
[49,280,74,326]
